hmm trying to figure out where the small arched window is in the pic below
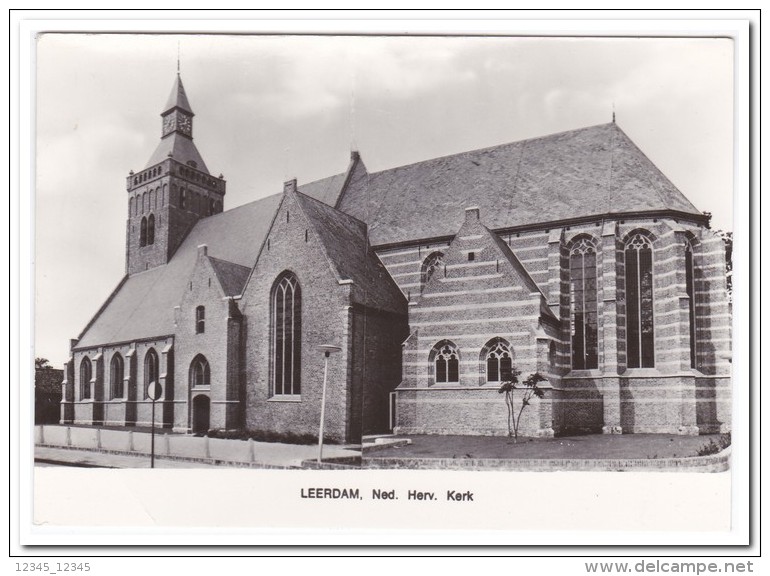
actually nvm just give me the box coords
[569,236,598,370]
[142,192,147,213]
[147,214,155,245]
[271,272,302,396]
[195,306,205,334]
[190,354,210,388]
[430,340,459,384]
[144,348,159,399]
[110,353,124,399]
[79,356,92,400]
[129,197,135,217]
[483,338,513,383]
[421,252,445,291]
[625,232,655,368]
[140,217,148,247]
[180,188,187,210]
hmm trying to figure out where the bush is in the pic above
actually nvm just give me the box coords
[205,428,329,445]
[696,432,731,456]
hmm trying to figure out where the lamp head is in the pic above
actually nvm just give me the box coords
[317,344,342,358]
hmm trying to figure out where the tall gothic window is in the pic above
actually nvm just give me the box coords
[570,237,598,369]
[431,340,459,384]
[144,348,159,399]
[483,338,513,383]
[109,353,124,399]
[140,217,148,247]
[685,239,697,368]
[272,272,302,396]
[625,233,655,368]
[421,252,445,291]
[147,213,155,245]
[79,357,92,400]
[190,355,210,388]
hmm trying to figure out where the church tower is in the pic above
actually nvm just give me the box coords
[125,73,226,275]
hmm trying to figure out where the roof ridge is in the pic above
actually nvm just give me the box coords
[367,122,616,176]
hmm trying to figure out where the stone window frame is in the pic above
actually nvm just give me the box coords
[270,271,302,398]
[420,251,445,292]
[189,354,211,389]
[684,235,702,369]
[623,229,656,369]
[480,337,514,385]
[143,348,159,400]
[568,234,599,370]
[429,340,460,385]
[79,356,92,400]
[109,352,124,400]
[195,305,205,334]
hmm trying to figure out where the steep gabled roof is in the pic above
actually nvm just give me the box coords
[337,123,702,246]
[209,256,251,297]
[297,172,347,206]
[75,194,281,349]
[293,189,406,315]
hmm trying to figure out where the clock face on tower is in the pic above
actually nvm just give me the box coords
[162,114,175,136]
[178,114,192,136]
[161,112,192,137]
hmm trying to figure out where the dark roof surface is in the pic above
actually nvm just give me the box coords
[145,133,210,172]
[76,194,282,349]
[297,173,347,206]
[209,256,251,297]
[163,74,193,115]
[293,190,406,314]
[337,123,701,246]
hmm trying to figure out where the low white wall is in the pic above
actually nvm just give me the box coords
[37,426,258,463]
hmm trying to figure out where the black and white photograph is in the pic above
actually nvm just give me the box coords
[18,16,752,550]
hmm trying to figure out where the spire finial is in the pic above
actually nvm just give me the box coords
[612,102,615,123]
[177,41,180,74]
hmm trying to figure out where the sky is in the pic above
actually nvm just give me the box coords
[33,32,734,367]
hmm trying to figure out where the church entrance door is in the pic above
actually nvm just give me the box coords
[192,395,210,434]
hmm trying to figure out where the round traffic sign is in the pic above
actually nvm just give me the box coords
[147,381,162,401]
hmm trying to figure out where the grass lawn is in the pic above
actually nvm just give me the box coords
[365,433,728,461]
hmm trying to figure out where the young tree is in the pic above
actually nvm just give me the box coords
[498,370,547,442]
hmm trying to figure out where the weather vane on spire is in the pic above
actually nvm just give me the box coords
[177,41,180,74]
[612,101,616,123]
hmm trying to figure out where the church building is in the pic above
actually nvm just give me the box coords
[60,73,732,442]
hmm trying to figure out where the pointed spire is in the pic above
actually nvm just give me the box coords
[163,74,193,116]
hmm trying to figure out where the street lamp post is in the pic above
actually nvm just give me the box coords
[317,344,341,465]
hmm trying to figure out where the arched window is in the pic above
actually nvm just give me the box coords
[685,239,698,368]
[129,197,135,217]
[195,305,205,334]
[144,348,159,399]
[569,236,598,369]
[162,184,167,207]
[142,192,147,213]
[140,217,148,247]
[625,232,655,368]
[79,357,92,400]
[190,355,210,388]
[180,188,187,210]
[147,213,155,245]
[430,340,459,384]
[110,353,124,399]
[483,338,513,383]
[421,252,445,291]
[271,272,302,396]
[149,189,154,210]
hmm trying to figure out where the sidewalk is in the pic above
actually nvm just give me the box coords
[35,441,361,469]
